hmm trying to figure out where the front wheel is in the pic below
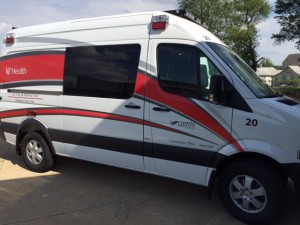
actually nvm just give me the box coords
[218,159,286,225]
[21,132,54,173]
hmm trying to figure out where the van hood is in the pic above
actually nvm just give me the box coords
[269,96,300,114]
[259,96,300,125]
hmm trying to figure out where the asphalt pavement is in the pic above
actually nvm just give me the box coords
[0,141,299,225]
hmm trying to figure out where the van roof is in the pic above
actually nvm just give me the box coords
[4,11,224,48]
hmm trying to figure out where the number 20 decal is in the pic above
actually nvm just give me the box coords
[246,119,258,126]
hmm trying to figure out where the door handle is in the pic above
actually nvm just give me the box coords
[153,106,170,112]
[125,104,141,109]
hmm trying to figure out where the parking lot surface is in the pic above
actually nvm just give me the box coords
[0,141,299,225]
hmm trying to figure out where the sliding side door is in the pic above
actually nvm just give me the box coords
[60,42,146,170]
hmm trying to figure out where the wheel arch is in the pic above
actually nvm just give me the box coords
[215,152,288,182]
[16,118,55,156]
[207,151,289,200]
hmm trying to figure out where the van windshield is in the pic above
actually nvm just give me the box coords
[207,42,276,98]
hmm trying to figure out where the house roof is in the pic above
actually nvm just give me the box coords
[256,67,281,77]
[289,66,300,74]
[283,53,300,67]
[273,65,300,79]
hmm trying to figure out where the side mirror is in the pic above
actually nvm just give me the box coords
[209,75,232,105]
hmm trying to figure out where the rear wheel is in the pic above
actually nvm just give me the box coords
[21,132,54,172]
[218,159,286,224]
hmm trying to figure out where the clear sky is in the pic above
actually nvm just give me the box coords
[0,0,298,65]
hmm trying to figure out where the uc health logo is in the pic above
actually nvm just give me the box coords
[6,67,27,75]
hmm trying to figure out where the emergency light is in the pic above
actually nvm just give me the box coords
[152,15,169,30]
[6,33,14,44]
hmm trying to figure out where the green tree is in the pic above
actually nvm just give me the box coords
[225,24,260,70]
[259,58,274,67]
[231,0,271,70]
[177,0,271,70]
[272,0,300,50]
[177,0,235,37]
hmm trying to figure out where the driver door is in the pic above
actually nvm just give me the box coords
[147,40,234,185]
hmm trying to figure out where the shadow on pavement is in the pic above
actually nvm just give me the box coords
[0,144,299,225]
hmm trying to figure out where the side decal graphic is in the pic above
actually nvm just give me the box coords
[0,50,244,153]
[0,107,215,144]
[135,72,244,152]
[0,52,65,85]
[0,121,225,168]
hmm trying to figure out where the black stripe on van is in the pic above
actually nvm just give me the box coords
[48,129,143,156]
[1,80,63,89]
[0,124,224,168]
[0,122,18,135]
[48,129,222,168]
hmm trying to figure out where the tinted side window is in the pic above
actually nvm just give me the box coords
[64,44,141,99]
[157,44,222,100]
[157,44,199,98]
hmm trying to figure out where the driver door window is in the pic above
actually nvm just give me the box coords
[157,44,221,100]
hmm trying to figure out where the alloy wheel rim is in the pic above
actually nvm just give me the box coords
[26,140,43,165]
[229,175,267,213]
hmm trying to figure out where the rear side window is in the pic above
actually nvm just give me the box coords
[64,44,141,99]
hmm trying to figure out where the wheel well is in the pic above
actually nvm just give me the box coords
[16,120,55,156]
[216,152,289,182]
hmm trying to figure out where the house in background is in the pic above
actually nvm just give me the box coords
[257,67,281,86]
[283,53,300,67]
[273,66,300,85]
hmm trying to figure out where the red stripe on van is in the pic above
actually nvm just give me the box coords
[1,54,64,84]
[0,108,202,141]
[137,73,244,153]
[37,108,143,124]
[0,60,2,83]
[134,73,145,96]
[40,108,207,140]
[0,109,32,118]
[0,108,140,123]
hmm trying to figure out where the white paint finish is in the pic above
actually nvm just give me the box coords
[150,13,223,45]
[151,127,220,152]
[232,98,300,163]
[2,91,63,107]
[153,158,209,185]
[63,96,144,120]
[4,133,16,145]
[51,141,65,155]
[63,116,143,141]
[205,168,214,184]
[64,143,144,171]
[144,156,157,174]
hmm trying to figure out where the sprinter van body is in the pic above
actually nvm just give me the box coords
[0,10,299,224]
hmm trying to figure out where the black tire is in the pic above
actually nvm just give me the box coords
[218,159,286,225]
[21,132,54,173]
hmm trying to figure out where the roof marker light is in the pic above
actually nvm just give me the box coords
[6,33,15,44]
[152,15,169,30]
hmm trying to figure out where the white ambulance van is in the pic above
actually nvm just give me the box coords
[0,10,299,224]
